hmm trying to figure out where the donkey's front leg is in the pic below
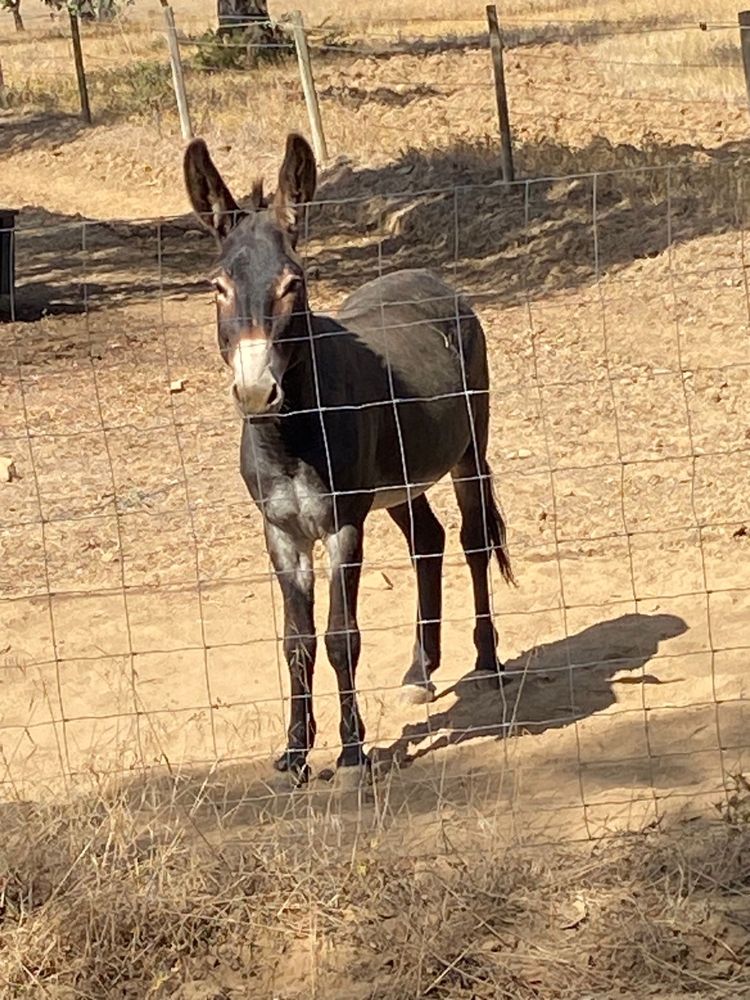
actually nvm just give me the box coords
[266,525,317,781]
[325,523,367,771]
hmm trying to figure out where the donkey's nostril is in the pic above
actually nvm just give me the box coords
[232,378,282,415]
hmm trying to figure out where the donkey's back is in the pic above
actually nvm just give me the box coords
[337,267,490,398]
[328,268,492,508]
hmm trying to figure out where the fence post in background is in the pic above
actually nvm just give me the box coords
[486,4,514,184]
[0,209,17,322]
[68,10,92,124]
[290,10,328,165]
[160,0,193,141]
[739,11,750,111]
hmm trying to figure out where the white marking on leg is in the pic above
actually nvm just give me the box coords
[400,683,437,706]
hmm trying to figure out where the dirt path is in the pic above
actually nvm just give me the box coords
[1,8,749,844]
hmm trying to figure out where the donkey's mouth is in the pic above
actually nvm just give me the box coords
[231,381,285,418]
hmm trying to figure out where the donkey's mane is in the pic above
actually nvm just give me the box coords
[250,179,267,211]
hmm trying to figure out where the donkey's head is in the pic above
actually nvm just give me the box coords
[184,133,317,417]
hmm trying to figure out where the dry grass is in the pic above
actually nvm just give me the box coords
[3,0,750,224]
[4,26,750,221]
[1,779,749,999]
[1,0,747,117]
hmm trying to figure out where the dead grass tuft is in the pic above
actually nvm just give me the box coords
[1,786,749,999]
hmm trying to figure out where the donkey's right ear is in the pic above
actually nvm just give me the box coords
[274,133,317,242]
[183,138,242,241]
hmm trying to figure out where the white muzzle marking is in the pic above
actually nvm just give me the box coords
[231,338,277,414]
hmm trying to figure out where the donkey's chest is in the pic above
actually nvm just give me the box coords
[253,470,333,542]
[241,424,334,541]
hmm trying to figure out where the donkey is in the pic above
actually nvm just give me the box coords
[183,132,515,783]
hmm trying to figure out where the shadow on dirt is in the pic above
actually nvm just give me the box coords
[314,12,692,60]
[0,111,89,155]
[108,609,712,840]
[6,132,750,330]
[377,611,688,769]
[308,135,750,304]
[5,206,210,326]
[319,82,443,109]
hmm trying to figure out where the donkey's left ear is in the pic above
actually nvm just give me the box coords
[274,133,317,242]
[183,138,243,241]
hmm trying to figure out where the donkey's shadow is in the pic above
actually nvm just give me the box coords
[374,612,688,769]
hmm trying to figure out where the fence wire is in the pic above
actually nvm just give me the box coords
[1,156,749,846]
[1,13,749,124]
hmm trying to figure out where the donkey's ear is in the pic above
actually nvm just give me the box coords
[183,138,242,241]
[274,133,317,240]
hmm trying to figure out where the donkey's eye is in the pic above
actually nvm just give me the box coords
[212,277,231,302]
[278,275,303,298]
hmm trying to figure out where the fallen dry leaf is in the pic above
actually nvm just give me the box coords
[0,456,19,483]
[558,893,589,930]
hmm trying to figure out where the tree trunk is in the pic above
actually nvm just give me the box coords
[217,0,270,29]
[10,0,24,31]
[216,0,287,68]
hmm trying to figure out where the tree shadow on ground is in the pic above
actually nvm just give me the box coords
[7,131,750,333]
[318,82,444,109]
[0,111,89,156]
[308,134,750,305]
[4,206,210,326]
[315,12,691,61]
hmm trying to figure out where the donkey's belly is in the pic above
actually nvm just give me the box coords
[366,394,472,509]
[369,481,432,511]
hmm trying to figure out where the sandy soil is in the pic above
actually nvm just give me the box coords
[1,9,749,853]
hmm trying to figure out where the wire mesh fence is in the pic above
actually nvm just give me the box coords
[1,153,749,847]
[2,11,750,153]
[3,14,750,995]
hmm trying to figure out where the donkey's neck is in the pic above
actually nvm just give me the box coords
[280,309,329,411]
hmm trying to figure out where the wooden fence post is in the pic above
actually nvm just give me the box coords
[160,0,193,141]
[739,11,750,111]
[290,10,327,164]
[68,10,91,124]
[486,4,514,184]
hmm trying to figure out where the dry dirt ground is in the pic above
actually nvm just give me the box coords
[1,2,750,997]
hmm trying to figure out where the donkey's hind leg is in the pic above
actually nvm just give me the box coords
[388,494,446,705]
[451,451,509,684]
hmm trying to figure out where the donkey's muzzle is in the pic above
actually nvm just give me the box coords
[230,338,284,416]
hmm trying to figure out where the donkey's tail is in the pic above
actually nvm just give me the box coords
[485,465,516,587]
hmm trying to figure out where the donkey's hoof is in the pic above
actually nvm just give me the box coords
[273,750,310,786]
[401,682,437,705]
